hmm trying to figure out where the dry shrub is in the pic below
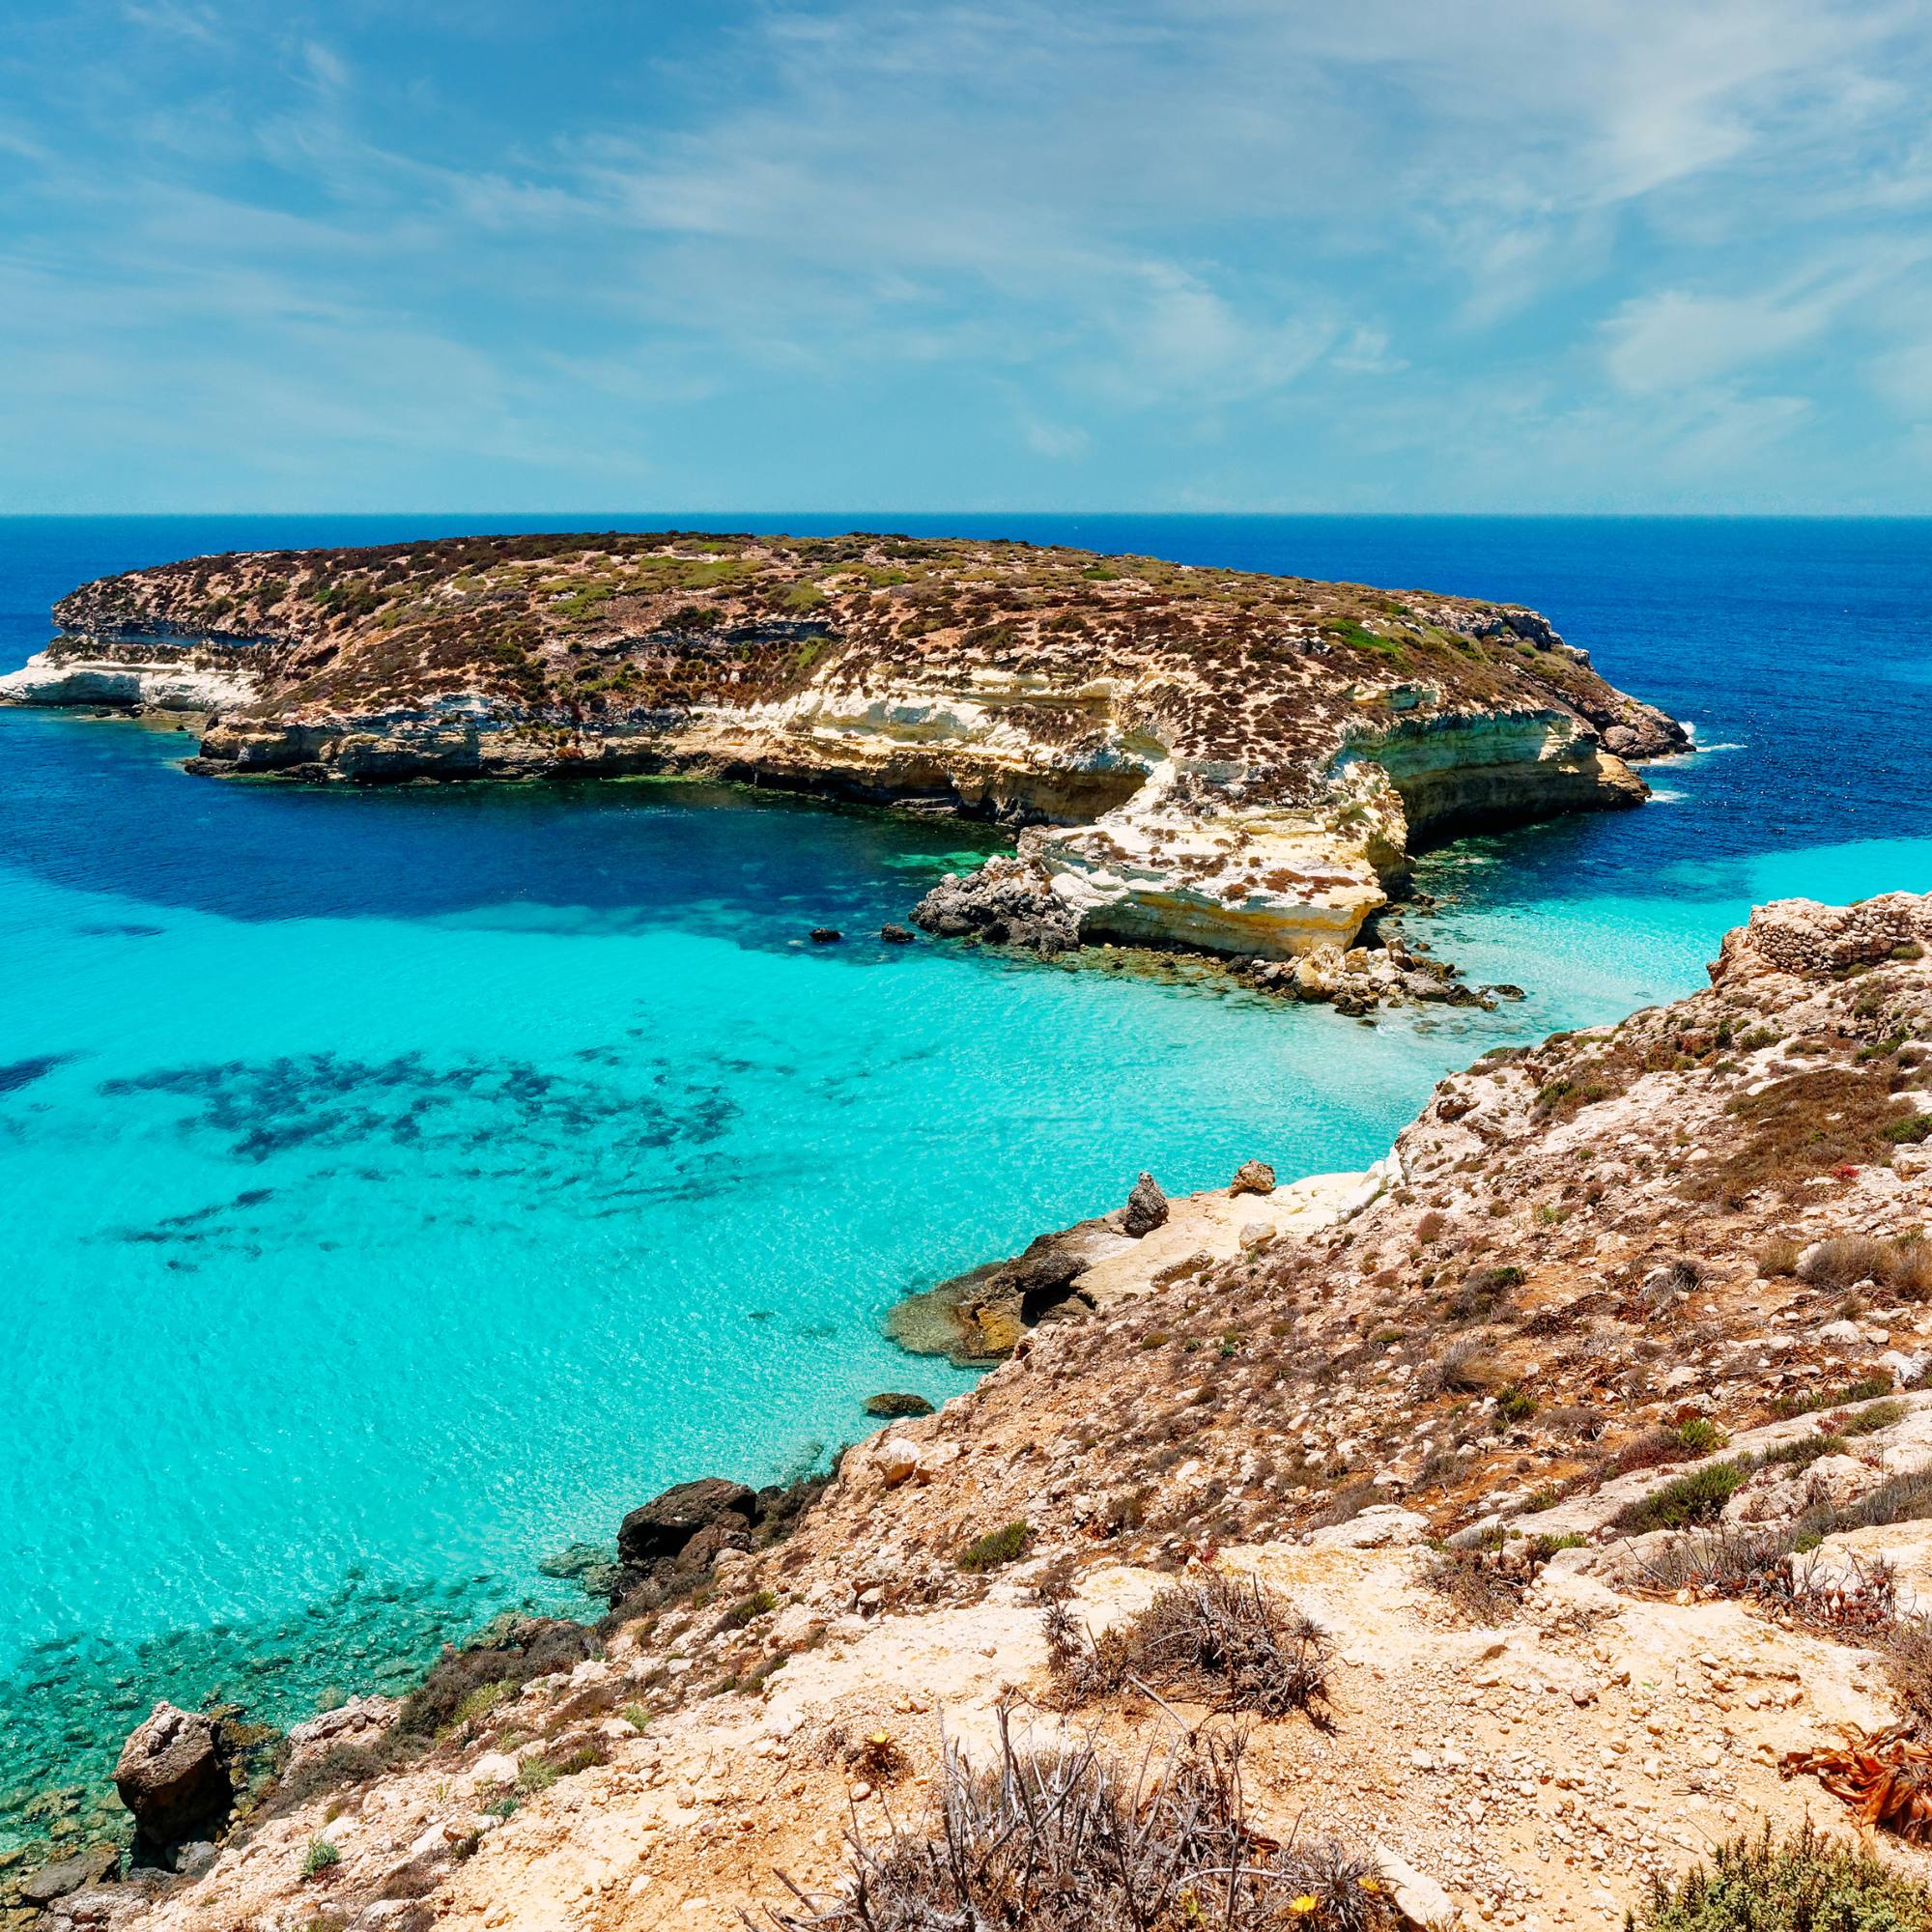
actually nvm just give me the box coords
[1636,1523,1799,1604]
[1607,1426,1691,1477]
[1801,1236,1894,1290]
[753,1713,1396,1932]
[1423,1546,1521,1625]
[1758,1237,1804,1278]
[397,1617,595,1737]
[1801,1235,1932,1299]
[1690,1066,1922,1207]
[1431,1337,1496,1396]
[1543,1403,1603,1440]
[1051,1573,1331,1724]
[1883,1618,1932,1735]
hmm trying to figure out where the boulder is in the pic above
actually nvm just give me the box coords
[113,1702,233,1851]
[865,1391,935,1418]
[875,1438,922,1487]
[617,1478,758,1566]
[1229,1159,1276,1197]
[286,1694,400,1770]
[879,923,914,945]
[1122,1172,1169,1238]
[1308,1505,1429,1550]
[910,856,1080,954]
[809,927,842,944]
[670,1512,753,1575]
[1372,1842,1457,1929]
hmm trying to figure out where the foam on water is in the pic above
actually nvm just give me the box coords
[2,512,1929,1845]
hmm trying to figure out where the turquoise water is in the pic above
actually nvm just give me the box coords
[2,514,1928,1841]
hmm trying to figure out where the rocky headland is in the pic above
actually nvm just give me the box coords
[1,533,1685,978]
[26,891,1932,1932]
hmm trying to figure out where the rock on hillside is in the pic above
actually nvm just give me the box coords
[4,532,1686,960]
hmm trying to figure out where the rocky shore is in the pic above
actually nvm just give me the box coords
[3,533,1685,983]
[25,891,1932,1932]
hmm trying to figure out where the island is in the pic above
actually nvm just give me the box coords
[2,531,1686,965]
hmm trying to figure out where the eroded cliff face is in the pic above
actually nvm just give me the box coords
[14,531,1686,958]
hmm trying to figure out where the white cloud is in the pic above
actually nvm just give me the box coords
[2,0,1931,507]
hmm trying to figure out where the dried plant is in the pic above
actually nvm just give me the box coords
[1050,1573,1332,1725]
[1782,1728,1932,1844]
[750,1709,1396,1932]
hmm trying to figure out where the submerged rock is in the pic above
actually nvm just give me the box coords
[865,1391,936,1418]
[18,1846,119,1906]
[879,923,915,945]
[113,1703,232,1854]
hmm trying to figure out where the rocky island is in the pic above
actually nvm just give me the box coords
[23,890,1932,1932]
[1,532,1685,970]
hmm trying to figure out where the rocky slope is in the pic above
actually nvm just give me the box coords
[1,532,1685,961]
[25,891,1932,1932]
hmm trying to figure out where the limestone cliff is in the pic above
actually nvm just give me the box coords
[8,531,1686,958]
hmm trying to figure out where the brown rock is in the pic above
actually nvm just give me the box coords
[617,1478,757,1566]
[1122,1171,1169,1237]
[1230,1159,1277,1197]
[113,1702,232,1849]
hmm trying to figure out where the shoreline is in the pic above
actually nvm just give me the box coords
[23,891,1932,1932]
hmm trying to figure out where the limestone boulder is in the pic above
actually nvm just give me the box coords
[1122,1171,1169,1237]
[113,1702,232,1850]
[1307,1505,1429,1550]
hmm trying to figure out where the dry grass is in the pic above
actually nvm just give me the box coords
[1689,1066,1923,1208]
[1800,1235,1932,1298]
[1048,1573,1332,1724]
[753,1711,1397,1932]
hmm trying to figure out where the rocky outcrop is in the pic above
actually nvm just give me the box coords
[611,1477,772,1604]
[911,854,1080,952]
[0,643,259,712]
[112,1703,233,1857]
[1711,892,1932,983]
[20,532,1686,964]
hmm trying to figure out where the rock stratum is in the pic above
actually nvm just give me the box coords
[27,892,1932,1932]
[1,531,1685,960]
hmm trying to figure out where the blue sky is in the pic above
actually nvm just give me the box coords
[3,0,1930,513]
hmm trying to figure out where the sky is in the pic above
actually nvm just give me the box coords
[2,0,1930,514]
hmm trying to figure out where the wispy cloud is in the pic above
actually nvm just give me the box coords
[0,0,1927,509]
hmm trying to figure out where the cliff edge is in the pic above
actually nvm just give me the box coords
[3,532,1685,960]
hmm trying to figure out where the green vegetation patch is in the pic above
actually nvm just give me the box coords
[1634,1822,1932,1932]
[958,1520,1032,1573]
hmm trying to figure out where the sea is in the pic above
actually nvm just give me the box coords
[1,513,1927,1843]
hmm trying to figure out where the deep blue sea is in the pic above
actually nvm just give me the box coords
[2,514,1927,1842]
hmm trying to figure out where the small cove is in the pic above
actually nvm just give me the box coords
[2,513,1929,1846]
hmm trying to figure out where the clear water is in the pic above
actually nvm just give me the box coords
[2,514,1928,1842]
